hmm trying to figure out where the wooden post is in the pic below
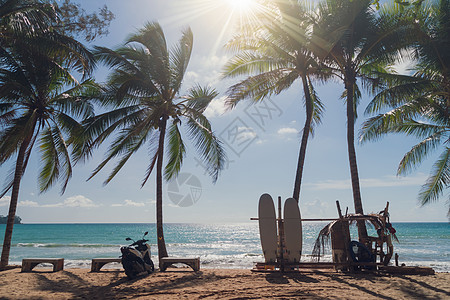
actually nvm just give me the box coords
[336,200,343,219]
[333,200,351,272]
[277,196,284,272]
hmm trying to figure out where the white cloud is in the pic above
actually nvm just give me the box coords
[201,54,229,70]
[185,54,230,87]
[112,199,146,207]
[237,127,257,140]
[64,195,98,207]
[304,174,428,190]
[18,200,39,207]
[204,96,228,119]
[302,198,331,218]
[185,71,200,82]
[0,196,10,207]
[278,127,298,135]
[43,195,99,208]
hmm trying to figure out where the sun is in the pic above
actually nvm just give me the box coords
[227,0,256,12]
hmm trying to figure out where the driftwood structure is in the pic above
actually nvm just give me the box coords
[313,201,397,271]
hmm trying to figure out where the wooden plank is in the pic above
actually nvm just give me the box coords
[251,218,338,221]
[379,265,435,275]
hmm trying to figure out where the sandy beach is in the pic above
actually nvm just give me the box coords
[0,267,448,299]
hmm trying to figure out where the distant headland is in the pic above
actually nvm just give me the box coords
[0,215,22,224]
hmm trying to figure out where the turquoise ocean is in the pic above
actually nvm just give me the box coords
[1,222,448,272]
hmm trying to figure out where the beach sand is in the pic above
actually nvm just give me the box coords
[0,267,449,299]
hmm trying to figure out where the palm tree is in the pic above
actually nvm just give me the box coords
[311,0,407,241]
[1,0,57,58]
[79,22,226,264]
[361,0,449,216]
[0,0,56,32]
[223,0,327,203]
[0,32,95,267]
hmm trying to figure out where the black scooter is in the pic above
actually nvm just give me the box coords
[120,231,155,279]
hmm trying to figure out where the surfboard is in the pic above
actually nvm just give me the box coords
[258,194,278,263]
[283,198,302,263]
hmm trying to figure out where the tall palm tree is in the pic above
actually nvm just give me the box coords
[311,0,407,240]
[0,32,95,268]
[79,22,226,264]
[361,0,449,216]
[223,0,327,203]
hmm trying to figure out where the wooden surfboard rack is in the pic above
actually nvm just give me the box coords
[253,197,435,275]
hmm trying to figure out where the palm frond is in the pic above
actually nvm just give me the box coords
[38,123,72,194]
[164,123,186,181]
[226,69,296,108]
[308,79,324,136]
[88,115,154,184]
[170,27,193,93]
[185,114,226,183]
[184,85,218,114]
[223,51,292,78]
[418,147,449,205]
[398,130,444,175]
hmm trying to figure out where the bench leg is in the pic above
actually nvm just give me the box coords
[53,260,64,272]
[159,260,167,272]
[91,262,108,272]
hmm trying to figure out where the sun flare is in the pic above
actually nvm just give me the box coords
[227,0,256,12]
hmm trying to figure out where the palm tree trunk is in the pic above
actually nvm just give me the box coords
[156,115,169,265]
[0,137,31,268]
[293,75,313,203]
[345,78,368,242]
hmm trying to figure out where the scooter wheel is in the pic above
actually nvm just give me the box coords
[147,260,155,274]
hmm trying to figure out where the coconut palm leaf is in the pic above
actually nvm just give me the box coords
[398,130,445,174]
[164,123,186,181]
[184,85,218,113]
[0,0,57,35]
[170,27,193,92]
[185,115,225,184]
[38,124,73,194]
[418,148,450,207]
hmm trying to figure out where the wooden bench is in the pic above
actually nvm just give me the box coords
[160,257,200,272]
[91,258,122,272]
[21,258,64,272]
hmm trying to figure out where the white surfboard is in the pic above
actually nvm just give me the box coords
[284,198,302,263]
[258,194,278,263]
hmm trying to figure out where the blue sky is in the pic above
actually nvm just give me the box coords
[0,0,447,223]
